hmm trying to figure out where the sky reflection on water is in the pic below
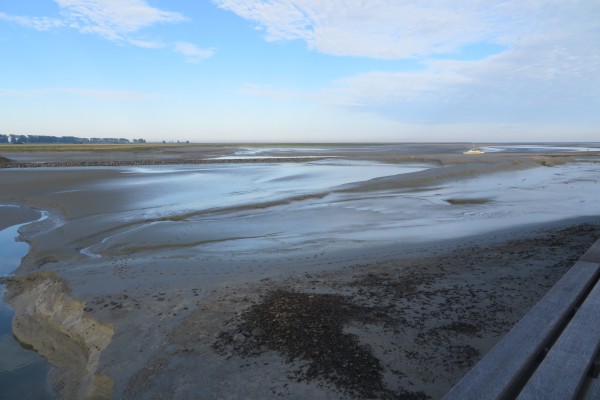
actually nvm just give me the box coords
[81,159,600,260]
[0,219,55,400]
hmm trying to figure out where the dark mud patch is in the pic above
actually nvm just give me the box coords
[213,289,426,400]
[0,155,14,168]
[350,270,439,301]
[445,198,493,205]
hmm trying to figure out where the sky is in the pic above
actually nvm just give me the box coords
[1,0,599,143]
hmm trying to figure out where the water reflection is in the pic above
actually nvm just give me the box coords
[482,144,600,153]
[0,220,56,400]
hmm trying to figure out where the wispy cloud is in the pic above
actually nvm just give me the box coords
[0,11,65,31]
[240,83,317,101]
[127,38,166,49]
[326,48,599,124]
[65,88,164,100]
[231,1,600,125]
[173,42,215,63]
[56,0,186,42]
[214,0,537,59]
[1,1,213,59]
[0,87,162,101]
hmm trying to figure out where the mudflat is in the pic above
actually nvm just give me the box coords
[1,143,599,399]
[0,206,40,230]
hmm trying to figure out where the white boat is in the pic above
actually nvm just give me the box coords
[464,140,485,155]
[464,148,485,155]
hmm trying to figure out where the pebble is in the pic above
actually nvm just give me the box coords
[251,327,265,337]
[233,333,247,343]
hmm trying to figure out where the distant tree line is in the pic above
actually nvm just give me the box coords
[0,134,145,144]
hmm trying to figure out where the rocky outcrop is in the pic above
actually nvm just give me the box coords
[5,271,114,399]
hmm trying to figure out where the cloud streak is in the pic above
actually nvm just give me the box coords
[0,11,65,31]
[173,42,215,63]
[229,1,600,125]
[1,1,212,60]
[214,0,537,59]
[0,87,162,101]
[56,0,186,42]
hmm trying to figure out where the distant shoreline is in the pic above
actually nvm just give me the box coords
[0,156,325,169]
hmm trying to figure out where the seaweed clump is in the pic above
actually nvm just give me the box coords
[213,289,426,399]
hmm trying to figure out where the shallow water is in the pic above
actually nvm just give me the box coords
[482,144,600,153]
[80,159,600,261]
[349,162,600,242]
[78,160,426,254]
[0,220,55,400]
[116,159,427,215]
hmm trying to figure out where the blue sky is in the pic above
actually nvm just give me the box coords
[1,1,599,143]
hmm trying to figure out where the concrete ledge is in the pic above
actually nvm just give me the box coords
[581,239,600,263]
[517,277,600,399]
[444,238,600,400]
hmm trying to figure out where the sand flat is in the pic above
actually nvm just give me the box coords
[0,144,599,399]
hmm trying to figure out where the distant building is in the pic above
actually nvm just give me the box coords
[1,134,141,144]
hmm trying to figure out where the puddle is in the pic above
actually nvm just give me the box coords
[0,216,56,399]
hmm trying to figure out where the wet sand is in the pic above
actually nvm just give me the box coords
[0,144,599,399]
[0,206,40,230]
